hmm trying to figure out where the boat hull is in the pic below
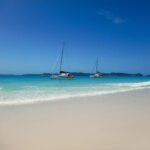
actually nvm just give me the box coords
[51,75,74,79]
[90,74,103,78]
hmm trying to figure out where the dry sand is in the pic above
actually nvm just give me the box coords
[0,88,150,150]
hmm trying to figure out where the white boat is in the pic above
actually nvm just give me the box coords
[51,43,74,79]
[51,71,74,79]
[90,58,103,78]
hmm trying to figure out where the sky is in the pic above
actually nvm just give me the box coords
[0,0,150,74]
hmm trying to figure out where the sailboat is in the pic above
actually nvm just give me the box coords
[90,58,103,78]
[51,43,74,79]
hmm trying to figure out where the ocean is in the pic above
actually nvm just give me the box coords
[0,75,150,105]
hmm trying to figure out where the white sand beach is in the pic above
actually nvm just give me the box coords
[0,88,150,150]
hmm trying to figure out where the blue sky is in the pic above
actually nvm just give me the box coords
[0,0,150,74]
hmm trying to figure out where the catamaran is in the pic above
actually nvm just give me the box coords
[51,43,74,79]
[90,58,103,78]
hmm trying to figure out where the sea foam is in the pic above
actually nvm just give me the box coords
[0,76,150,106]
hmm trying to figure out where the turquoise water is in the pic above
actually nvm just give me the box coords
[0,75,150,105]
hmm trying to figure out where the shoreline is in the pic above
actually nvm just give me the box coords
[0,87,150,107]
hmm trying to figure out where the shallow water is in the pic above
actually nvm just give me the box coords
[0,75,150,105]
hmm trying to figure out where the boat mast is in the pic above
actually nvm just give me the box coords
[60,42,64,72]
[96,57,98,73]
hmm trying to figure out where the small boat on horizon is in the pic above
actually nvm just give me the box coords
[51,42,74,79]
[90,57,103,78]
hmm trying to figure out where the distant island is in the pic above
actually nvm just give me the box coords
[20,72,145,77]
[0,72,149,77]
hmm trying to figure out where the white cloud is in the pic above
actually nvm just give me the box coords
[98,9,126,24]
